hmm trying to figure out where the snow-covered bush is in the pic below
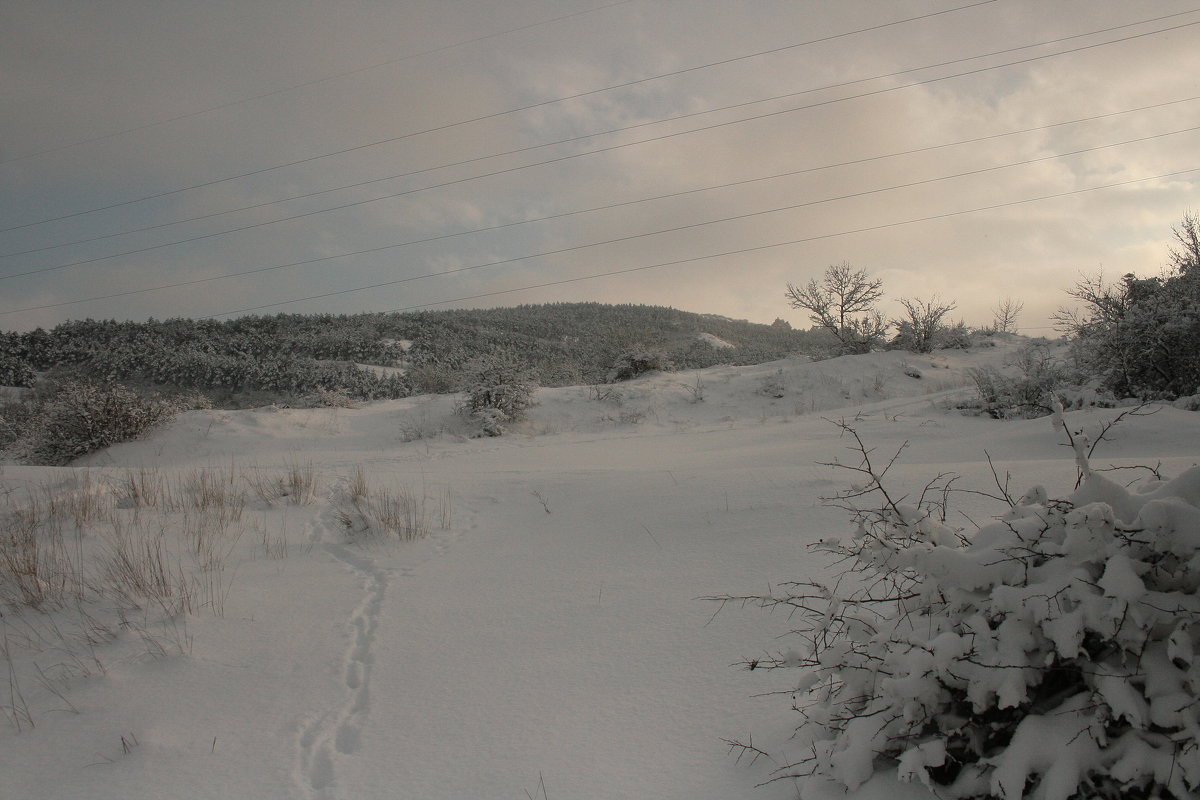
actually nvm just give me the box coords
[934,320,972,350]
[0,352,35,387]
[1057,216,1200,400]
[458,350,537,436]
[967,343,1070,418]
[758,370,787,398]
[719,412,1200,799]
[0,398,35,450]
[408,361,463,395]
[607,347,674,382]
[165,389,214,411]
[8,381,180,465]
[299,387,358,408]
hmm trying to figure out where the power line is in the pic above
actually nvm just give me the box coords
[0,0,1004,233]
[0,1,639,166]
[360,166,1200,319]
[3,115,1195,317]
[4,93,1195,262]
[5,16,1196,282]
[185,130,1198,319]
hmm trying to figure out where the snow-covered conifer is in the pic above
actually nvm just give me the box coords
[459,350,537,436]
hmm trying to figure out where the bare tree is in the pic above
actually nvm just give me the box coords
[992,296,1024,333]
[1169,210,1200,274]
[1052,270,1133,334]
[786,262,887,354]
[892,295,957,353]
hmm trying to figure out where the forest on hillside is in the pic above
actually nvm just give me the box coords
[0,302,821,404]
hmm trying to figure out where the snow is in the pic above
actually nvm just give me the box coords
[2,339,1198,798]
[697,331,736,349]
[989,693,1102,800]
[354,362,406,378]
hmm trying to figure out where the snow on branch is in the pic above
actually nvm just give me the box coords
[712,413,1200,799]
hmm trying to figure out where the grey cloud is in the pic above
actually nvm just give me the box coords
[1,0,1197,333]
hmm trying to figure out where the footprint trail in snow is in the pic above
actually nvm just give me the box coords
[295,498,391,799]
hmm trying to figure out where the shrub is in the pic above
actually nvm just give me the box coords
[758,370,787,398]
[891,296,957,353]
[408,361,463,395]
[716,413,1200,799]
[458,350,537,436]
[165,389,214,411]
[9,381,179,465]
[0,398,36,449]
[933,320,972,350]
[0,352,35,387]
[607,347,674,382]
[299,387,358,408]
[966,343,1070,418]
[1056,216,1200,399]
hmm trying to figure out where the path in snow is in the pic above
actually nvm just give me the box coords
[295,498,392,797]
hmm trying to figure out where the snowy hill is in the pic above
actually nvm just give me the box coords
[0,303,820,404]
[2,339,1198,799]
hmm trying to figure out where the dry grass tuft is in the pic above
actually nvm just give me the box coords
[347,465,369,502]
[0,495,84,609]
[113,468,164,509]
[167,468,245,520]
[255,520,288,560]
[282,462,318,505]
[101,517,193,615]
[245,463,319,507]
[0,463,291,729]
[335,473,450,542]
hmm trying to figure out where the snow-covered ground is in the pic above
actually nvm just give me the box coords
[3,339,1198,799]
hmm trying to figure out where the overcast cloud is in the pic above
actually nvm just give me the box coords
[1,0,1197,333]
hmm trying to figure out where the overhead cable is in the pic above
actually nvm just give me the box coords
[0,0,1017,232]
[0,1,639,166]
[3,16,1196,282]
[2,119,1195,317]
[208,166,1200,319]
[3,94,1195,261]
[181,136,1198,317]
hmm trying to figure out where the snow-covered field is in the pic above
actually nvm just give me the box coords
[3,340,1198,799]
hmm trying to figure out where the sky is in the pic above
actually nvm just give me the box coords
[1,0,1197,334]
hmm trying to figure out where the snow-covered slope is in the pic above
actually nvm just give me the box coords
[2,339,1197,799]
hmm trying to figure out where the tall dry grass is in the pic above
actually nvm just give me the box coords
[335,469,451,542]
[0,464,265,729]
